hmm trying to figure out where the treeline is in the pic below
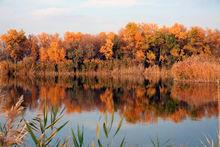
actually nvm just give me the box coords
[0,23,220,76]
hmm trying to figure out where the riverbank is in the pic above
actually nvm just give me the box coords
[0,55,220,83]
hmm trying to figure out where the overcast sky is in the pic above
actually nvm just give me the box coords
[0,0,219,34]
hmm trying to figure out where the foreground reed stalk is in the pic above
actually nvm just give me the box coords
[0,96,27,146]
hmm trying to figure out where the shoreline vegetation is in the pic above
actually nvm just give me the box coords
[1,55,220,83]
[0,22,220,82]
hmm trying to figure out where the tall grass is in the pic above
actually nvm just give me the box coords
[71,112,125,147]
[200,134,219,147]
[25,105,68,146]
[24,102,125,146]
[171,55,220,82]
[144,65,171,82]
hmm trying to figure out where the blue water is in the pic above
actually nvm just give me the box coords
[0,77,219,146]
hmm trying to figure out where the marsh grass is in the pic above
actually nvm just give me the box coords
[71,112,125,147]
[150,136,171,147]
[144,65,171,82]
[171,55,220,82]
[200,133,219,147]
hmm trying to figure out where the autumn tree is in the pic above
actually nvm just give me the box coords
[39,47,49,62]
[120,22,145,60]
[168,23,187,61]
[63,32,83,70]
[78,34,98,61]
[64,32,82,58]
[99,33,115,60]
[0,29,29,62]
[47,41,65,63]
[184,27,210,56]
[28,35,40,62]
[37,33,60,48]
[0,22,220,73]
[205,29,220,56]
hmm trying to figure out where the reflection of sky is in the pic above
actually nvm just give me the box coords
[0,0,219,34]
[2,110,216,146]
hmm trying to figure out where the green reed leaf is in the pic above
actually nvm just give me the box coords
[72,128,79,147]
[45,121,68,146]
[98,139,103,147]
[114,117,123,137]
[103,122,108,138]
[25,120,39,145]
[120,137,126,147]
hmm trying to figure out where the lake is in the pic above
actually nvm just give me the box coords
[0,75,219,146]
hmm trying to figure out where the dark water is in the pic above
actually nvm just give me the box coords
[0,76,219,146]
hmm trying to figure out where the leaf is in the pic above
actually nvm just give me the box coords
[25,120,39,145]
[114,117,123,137]
[43,103,48,127]
[103,122,108,138]
[91,140,95,147]
[109,112,114,132]
[77,125,84,147]
[0,123,3,132]
[29,122,39,132]
[120,137,126,147]
[72,128,79,147]
[163,138,171,145]
[45,115,64,130]
[98,139,103,147]
[39,121,44,133]
[45,121,68,145]
[150,138,156,147]
[96,123,100,139]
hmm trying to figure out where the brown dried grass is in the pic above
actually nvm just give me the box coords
[0,96,27,146]
[171,55,220,82]
[144,65,171,82]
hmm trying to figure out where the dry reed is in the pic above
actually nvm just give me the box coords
[171,55,220,82]
[0,96,27,146]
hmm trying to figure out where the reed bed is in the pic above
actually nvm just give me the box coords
[171,55,220,82]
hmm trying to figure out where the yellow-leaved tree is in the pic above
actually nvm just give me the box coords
[99,38,114,60]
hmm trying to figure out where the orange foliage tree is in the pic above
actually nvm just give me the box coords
[0,29,29,62]
[99,34,114,60]
[0,22,220,73]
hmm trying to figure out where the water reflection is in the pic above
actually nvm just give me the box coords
[0,76,218,124]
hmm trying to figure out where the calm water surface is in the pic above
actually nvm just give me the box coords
[0,76,218,146]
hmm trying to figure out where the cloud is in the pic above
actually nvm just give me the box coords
[31,7,72,18]
[81,0,139,7]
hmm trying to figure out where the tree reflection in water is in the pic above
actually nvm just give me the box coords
[0,75,218,124]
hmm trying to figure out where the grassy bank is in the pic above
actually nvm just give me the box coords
[0,59,144,78]
[1,55,220,83]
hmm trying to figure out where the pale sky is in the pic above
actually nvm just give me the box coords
[0,0,219,34]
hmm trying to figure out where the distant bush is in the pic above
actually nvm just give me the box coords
[171,55,220,82]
